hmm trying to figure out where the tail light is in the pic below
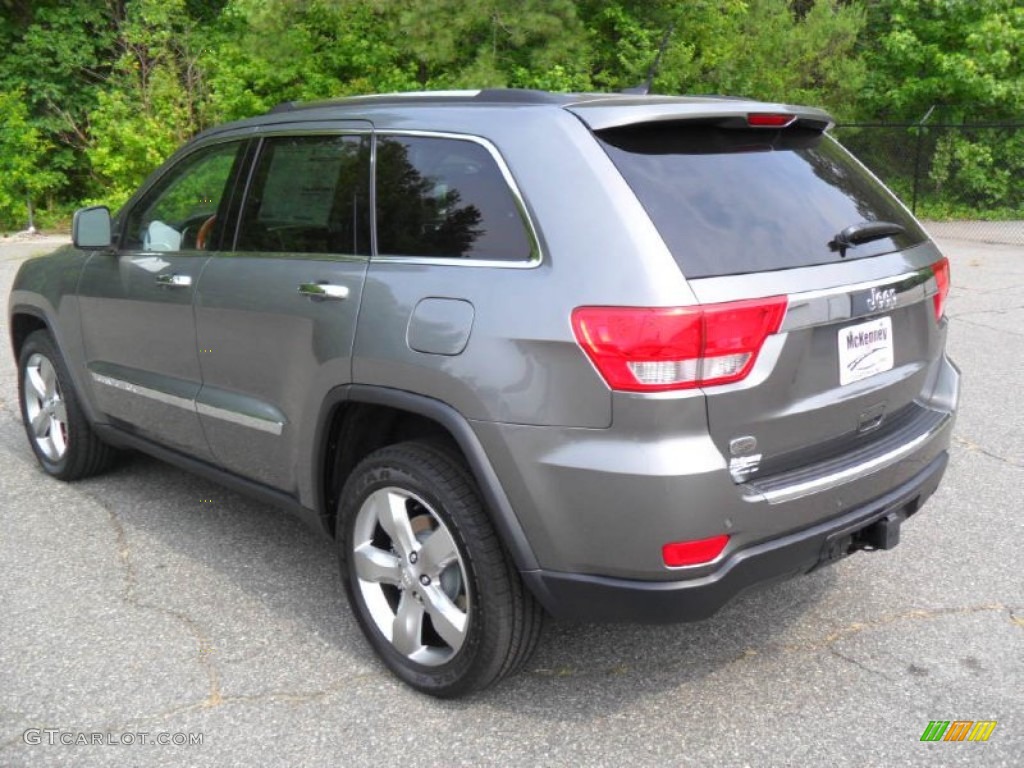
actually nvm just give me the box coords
[663,534,730,567]
[932,257,951,321]
[571,297,787,392]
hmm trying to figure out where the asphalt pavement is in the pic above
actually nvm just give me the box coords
[0,232,1021,767]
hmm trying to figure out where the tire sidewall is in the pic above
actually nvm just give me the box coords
[338,448,490,695]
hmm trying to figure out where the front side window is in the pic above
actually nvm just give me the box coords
[123,141,242,252]
[236,134,371,256]
[375,135,532,261]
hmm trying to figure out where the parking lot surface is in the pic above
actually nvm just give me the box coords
[1,232,1021,767]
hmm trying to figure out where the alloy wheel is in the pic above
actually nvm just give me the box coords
[23,353,68,462]
[351,487,469,666]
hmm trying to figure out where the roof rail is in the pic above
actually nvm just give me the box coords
[265,88,570,115]
[264,89,761,117]
[472,89,567,104]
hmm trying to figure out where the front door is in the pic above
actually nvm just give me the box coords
[193,129,372,492]
[78,140,248,457]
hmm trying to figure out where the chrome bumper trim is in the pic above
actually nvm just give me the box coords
[743,411,952,505]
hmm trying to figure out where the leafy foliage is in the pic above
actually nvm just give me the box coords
[861,0,1024,121]
[0,89,62,229]
[0,0,1021,229]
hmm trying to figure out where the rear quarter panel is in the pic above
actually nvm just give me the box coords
[352,107,699,428]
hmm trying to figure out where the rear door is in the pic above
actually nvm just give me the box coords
[193,126,372,492]
[589,112,948,483]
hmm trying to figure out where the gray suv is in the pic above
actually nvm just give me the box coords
[8,89,959,697]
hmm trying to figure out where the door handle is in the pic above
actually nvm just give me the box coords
[298,282,350,301]
[155,273,192,288]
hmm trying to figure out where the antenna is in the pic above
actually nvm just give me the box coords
[621,22,676,96]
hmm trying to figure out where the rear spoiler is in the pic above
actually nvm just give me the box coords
[564,97,834,133]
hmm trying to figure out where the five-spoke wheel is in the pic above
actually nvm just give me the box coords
[352,487,470,665]
[22,352,68,462]
[18,330,115,480]
[339,441,543,697]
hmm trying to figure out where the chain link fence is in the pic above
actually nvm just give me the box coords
[831,120,1024,245]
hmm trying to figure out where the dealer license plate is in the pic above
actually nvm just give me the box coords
[838,316,894,386]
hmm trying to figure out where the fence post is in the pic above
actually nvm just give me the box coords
[26,195,37,234]
[911,105,935,215]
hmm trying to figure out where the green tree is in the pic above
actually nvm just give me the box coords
[858,0,1024,216]
[860,0,1024,121]
[576,0,865,116]
[82,0,210,207]
[0,1,120,219]
[0,0,1020,223]
[683,0,866,117]
[202,0,417,122]
[0,90,62,230]
[381,0,591,89]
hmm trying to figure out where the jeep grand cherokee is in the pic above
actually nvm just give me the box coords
[9,89,959,696]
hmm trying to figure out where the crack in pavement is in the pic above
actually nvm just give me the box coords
[108,674,377,727]
[828,647,897,684]
[954,436,1024,468]
[100,503,224,710]
[520,604,1015,682]
[0,502,239,752]
[774,603,1009,654]
[0,421,379,739]
[0,674,380,749]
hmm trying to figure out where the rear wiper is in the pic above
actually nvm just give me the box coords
[829,221,905,258]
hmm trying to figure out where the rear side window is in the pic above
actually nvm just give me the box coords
[597,124,927,278]
[237,134,371,256]
[375,135,532,261]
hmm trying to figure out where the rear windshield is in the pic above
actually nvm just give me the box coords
[597,124,927,278]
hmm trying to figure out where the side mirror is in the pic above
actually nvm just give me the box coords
[72,206,113,249]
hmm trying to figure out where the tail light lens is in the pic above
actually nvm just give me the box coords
[747,113,797,128]
[572,297,787,392]
[663,534,730,567]
[932,257,951,321]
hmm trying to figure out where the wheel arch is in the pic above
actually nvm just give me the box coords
[9,304,50,362]
[9,301,104,427]
[310,385,539,572]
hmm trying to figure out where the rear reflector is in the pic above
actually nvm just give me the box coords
[747,113,797,128]
[932,257,951,321]
[571,297,787,392]
[663,534,730,567]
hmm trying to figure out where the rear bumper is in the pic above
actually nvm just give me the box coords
[473,353,959,580]
[523,451,948,623]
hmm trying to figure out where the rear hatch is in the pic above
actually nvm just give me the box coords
[571,99,949,484]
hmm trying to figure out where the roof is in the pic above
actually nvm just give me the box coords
[193,89,834,144]
[268,88,751,114]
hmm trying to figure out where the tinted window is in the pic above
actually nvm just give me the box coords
[598,125,927,278]
[237,134,370,256]
[124,141,242,252]
[375,136,532,260]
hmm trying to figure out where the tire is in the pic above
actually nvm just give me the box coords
[338,440,543,697]
[17,330,116,480]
